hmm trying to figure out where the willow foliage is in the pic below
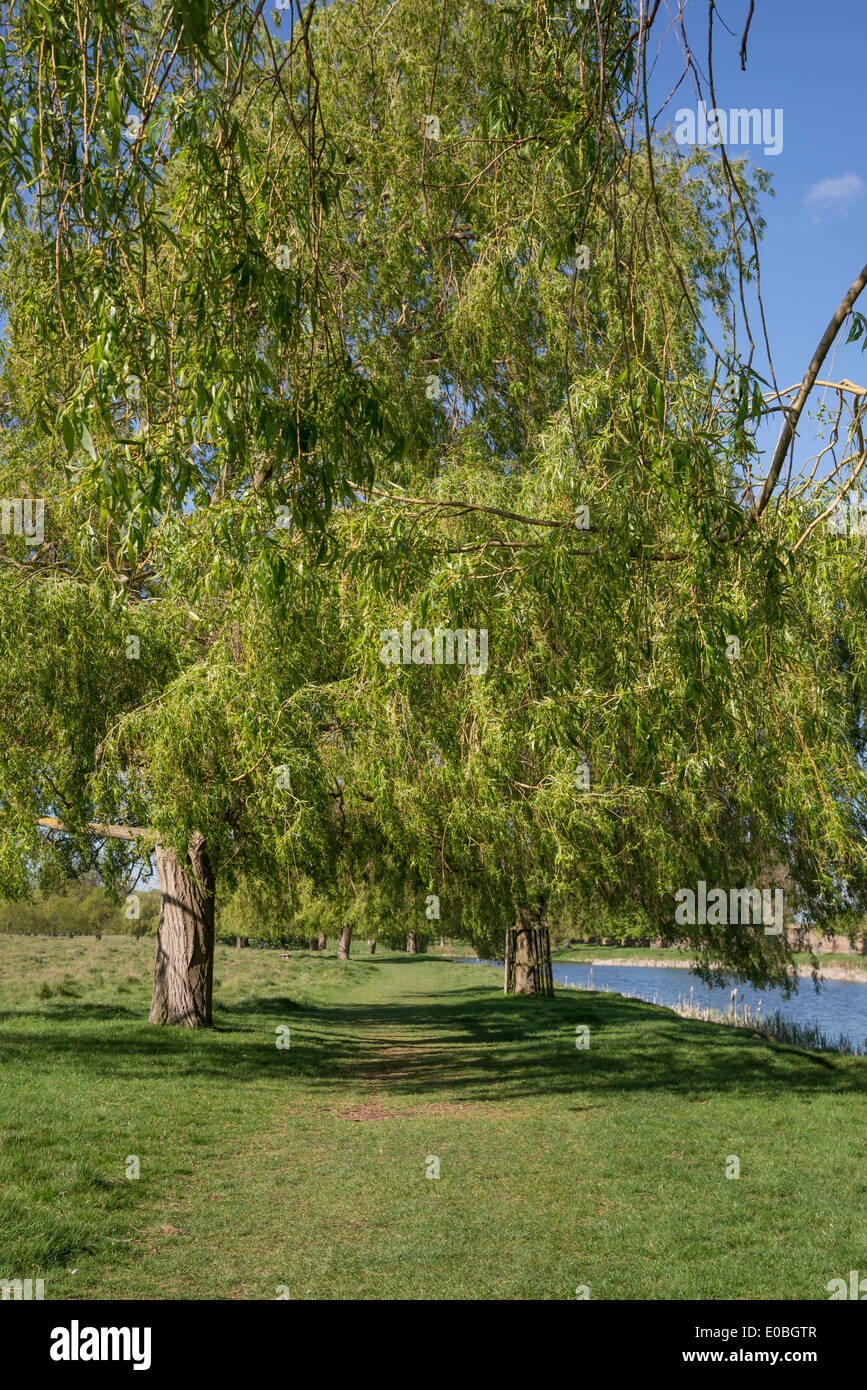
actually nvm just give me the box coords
[0,2,865,1001]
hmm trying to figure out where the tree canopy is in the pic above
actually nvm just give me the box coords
[2,1,867,1021]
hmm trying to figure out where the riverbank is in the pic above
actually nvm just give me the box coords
[559,953,867,983]
[461,953,867,1053]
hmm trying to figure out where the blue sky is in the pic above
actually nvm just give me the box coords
[644,0,867,462]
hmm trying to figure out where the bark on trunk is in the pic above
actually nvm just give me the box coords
[511,908,552,996]
[337,924,352,960]
[236,936,249,949]
[512,924,537,993]
[317,931,327,952]
[149,833,215,1028]
[406,931,418,954]
[368,939,376,954]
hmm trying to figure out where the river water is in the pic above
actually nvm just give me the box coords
[462,958,867,1051]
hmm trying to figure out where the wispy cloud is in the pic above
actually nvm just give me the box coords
[805,173,865,216]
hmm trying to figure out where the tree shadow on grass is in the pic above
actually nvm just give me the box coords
[256,988,854,1098]
[0,1001,143,1023]
[0,980,862,1103]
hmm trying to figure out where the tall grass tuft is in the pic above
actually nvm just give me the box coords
[670,993,866,1055]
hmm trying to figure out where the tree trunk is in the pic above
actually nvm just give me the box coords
[406,931,418,954]
[512,922,536,993]
[309,937,319,950]
[149,833,215,1028]
[236,936,249,948]
[317,931,327,952]
[511,908,553,996]
[368,939,376,954]
[337,924,352,960]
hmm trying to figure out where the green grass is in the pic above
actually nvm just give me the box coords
[552,943,692,962]
[0,934,865,1300]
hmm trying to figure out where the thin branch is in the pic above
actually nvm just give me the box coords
[739,1,756,71]
[756,262,867,518]
[379,495,580,529]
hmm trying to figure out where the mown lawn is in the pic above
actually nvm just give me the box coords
[0,935,865,1300]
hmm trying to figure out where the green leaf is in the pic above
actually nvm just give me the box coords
[80,425,96,460]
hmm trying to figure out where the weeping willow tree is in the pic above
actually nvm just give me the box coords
[0,0,404,1024]
[1,0,866,1024]
[329,340,867,995]
[0,0,647,1020]
[309,0,867,993]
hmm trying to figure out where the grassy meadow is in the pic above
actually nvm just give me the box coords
[0,934,865,1300]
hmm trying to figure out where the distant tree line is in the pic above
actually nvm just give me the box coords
[0,871,159,937]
